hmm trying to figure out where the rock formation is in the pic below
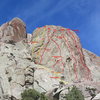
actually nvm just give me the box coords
[31,25,92,82]
[0,18,100,100]
[0,18,26,43]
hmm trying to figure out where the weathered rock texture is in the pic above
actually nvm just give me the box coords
[0,41,34,100]
[31,25,92,82]
[0,18,27,43]
[0,18,100,100]
[83,49,100,81]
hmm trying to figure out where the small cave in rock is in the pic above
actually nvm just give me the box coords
[25,57,31,60]
[10,53,14,56]
[7,40,15,45]
[66,57,71,62]
[8,77,12,82]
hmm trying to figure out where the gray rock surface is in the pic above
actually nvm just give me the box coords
[0,41,60,100]
[0,18,100,100]
[93,93,100,100]
[0,41,34,99]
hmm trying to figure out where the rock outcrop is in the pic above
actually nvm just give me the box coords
[31,25,92,82]
[0,18,100,100]
[0,18,27,43]
[0,41,34,100]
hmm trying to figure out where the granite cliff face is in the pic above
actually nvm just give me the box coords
[31,25,92,82]
[0,18,100,100]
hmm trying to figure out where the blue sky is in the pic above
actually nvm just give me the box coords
[0,0,100,56]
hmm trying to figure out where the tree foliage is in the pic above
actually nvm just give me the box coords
[65,86,84,100]
[21,89,48,100]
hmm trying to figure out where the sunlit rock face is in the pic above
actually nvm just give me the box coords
[0,18,27,43]
[0,18,100,100]
[31,25,92,82]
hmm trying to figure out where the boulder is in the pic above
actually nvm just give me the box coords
[0,18,27,43]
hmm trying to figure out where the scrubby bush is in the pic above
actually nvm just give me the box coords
[21,89,40,100]
[65,86,84,100]
[40,93,48,100]
[21,89,48,100]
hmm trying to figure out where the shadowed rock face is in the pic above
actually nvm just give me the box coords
[0,18,27,43]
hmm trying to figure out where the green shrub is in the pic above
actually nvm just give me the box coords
[21,89,48,100]
[65,86,84,100]
[21,89,40,100]
[40,93,48,100]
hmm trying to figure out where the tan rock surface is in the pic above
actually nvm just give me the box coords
[0,18,27,43]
